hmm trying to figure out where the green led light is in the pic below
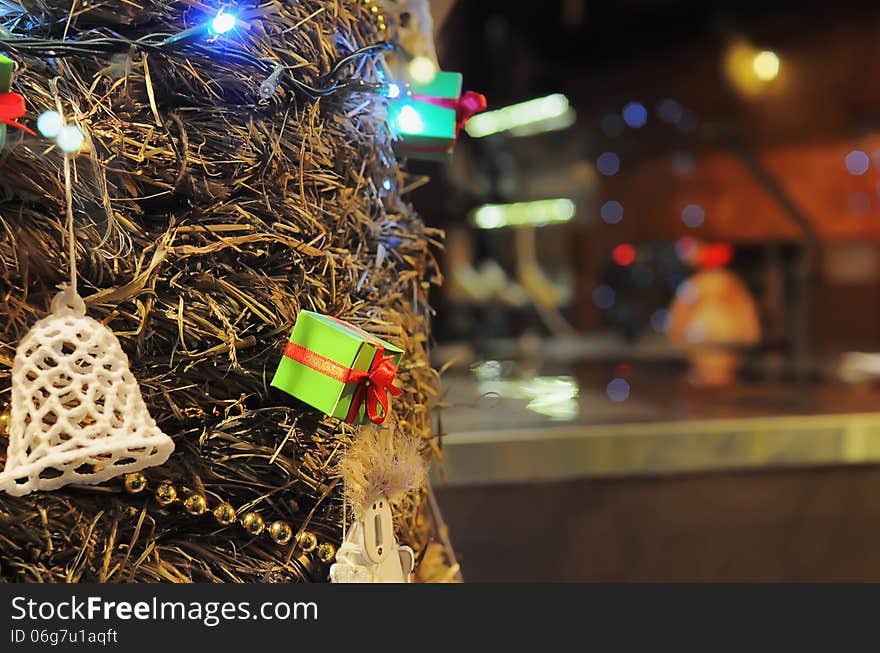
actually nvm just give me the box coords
[472,199,576,230]
[465,94,572,138]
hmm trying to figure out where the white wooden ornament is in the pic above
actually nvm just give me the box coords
[0,289,174,496]
[330,495,415,583]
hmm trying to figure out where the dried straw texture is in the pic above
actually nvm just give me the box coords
[0,0,444,582]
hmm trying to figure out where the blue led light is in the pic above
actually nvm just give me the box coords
[382,179,392,191]
[622,102,647,128]
[607,378,630,403]
[597,152,620,176]
[210,11,237,35]
[385,83,401,99]
[600,200,624,224]
[845,150,870,176]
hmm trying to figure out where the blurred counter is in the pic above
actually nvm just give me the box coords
[435,346,880,486]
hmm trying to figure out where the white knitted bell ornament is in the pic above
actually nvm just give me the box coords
[0,289,174,496]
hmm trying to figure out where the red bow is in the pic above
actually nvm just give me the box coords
[411,89,488,136]
[0,92,37,136]
[454,91,488,135]
[345,348,403,424]
[282,341,402,425]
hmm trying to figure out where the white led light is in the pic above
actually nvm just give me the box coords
[397,105,424,134]
[385,83,401,99]
[36,111,64,139]
[752,50,780,81]
[56,125,84,153]
[408,57,437,85]
[211,11,237,35]
[473,206,504,229]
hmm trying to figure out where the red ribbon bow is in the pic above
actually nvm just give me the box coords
[345,348,403,424]
[0,92,37,137]
[454,90,488,135]
[410,89,488,136]
[283,341,402,425]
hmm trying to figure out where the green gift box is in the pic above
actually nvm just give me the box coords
[0,55,13,149]
[387,71,463,162]
[271,311,404,425]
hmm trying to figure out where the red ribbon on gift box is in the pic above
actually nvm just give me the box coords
[282,319,402,424]
[0,92,37,136]
[410,90,487,136]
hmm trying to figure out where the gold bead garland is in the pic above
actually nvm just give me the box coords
[268,520,293,546]
[122,473,334,560]
[297,530,318,554]
[155,481,178,506]
[183,493,208,516]
[0,408,10,437]
[123,471,147,494]
[316,543,336,563]
[241,511,266,536]
[213,502,236,526]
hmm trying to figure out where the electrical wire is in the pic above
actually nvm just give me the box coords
[0,21,395,99]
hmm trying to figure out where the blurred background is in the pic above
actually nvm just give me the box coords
[417,0,880,580]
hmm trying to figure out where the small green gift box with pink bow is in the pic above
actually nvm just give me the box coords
[387,71,486,161]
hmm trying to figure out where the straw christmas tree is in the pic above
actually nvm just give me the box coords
[0,0,448,582]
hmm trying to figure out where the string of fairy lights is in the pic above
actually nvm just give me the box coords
[0,9,396,95]
[0,5,443,153]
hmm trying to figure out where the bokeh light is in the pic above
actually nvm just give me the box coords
[845,150,870,176]
[592,284,615,310]
[650,309,671,333]
[56,125,85,153]
[675,236,698,261]
[397,105,424,133]
[607,378,631,402]
[473,199,576,229]
[600,200,624,224]
[681,204,705,228]
[408,56,438,84]
[597,152,620,176]
[657,98,684,124]
[210,11,237,35]
[675,279,699,304]
[671,151,696,176]
[37,111,64,139]
[698,243,734,268]
[622,102,648,128]
[465,94,571,138]
[612,243,636,266]
[752,50,780,81]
